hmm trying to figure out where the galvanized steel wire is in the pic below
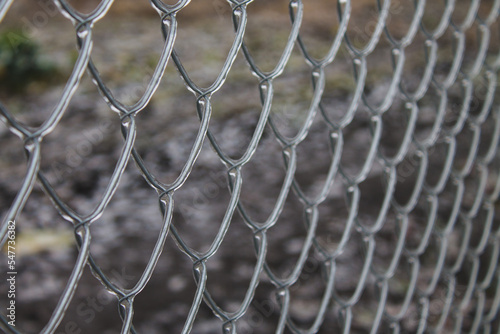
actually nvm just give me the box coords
[0,0,499,333]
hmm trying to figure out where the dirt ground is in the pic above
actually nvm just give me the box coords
[0,0,499,333]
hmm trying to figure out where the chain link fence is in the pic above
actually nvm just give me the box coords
[0,0,499,333]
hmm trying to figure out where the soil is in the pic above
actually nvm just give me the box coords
[0,1,499,333]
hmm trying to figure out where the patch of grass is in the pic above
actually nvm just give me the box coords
[0,30,60,95]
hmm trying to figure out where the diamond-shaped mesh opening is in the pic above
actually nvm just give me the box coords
[0,1,499,333]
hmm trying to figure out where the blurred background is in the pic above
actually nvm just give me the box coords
[0,0,499,333]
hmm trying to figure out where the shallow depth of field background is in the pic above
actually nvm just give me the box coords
[0,0,499,333]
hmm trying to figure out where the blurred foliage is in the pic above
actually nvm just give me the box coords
[0,30,59,94]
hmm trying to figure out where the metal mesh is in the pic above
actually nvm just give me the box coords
[0,0,499,333]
